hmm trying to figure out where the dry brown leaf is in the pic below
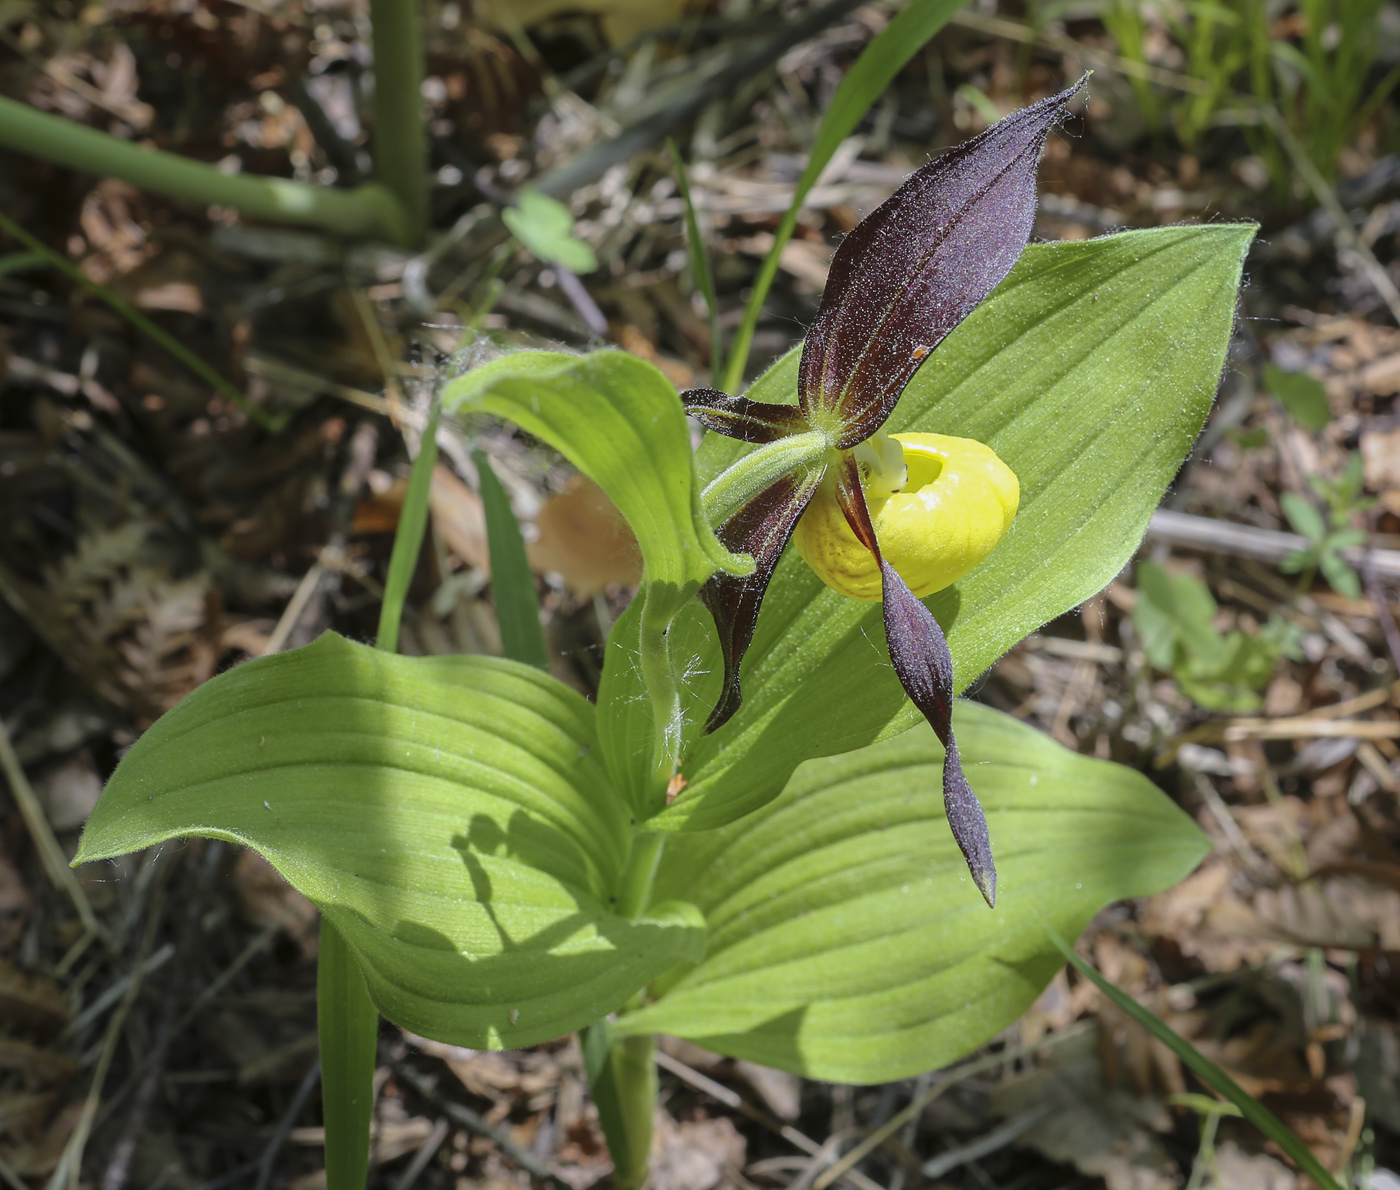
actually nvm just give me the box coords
[0,961,68,1038]
[429,464,490,572]
[1206,1141,1298,1190]
[989,1032,1176,1190]
[528,476,641,596]
[648,1111,745,1190]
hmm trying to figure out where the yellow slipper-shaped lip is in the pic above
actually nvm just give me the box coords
[793,432,1019,602]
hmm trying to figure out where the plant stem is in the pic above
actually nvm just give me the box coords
[318,920,378,1190]
[581,1022,658,1190]
[638,590,684,803]
[0,95,410,244]
[701,431,829,526]
[368,0,429,246]
[616,832,664,920]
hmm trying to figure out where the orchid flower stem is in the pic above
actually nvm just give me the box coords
[616,832,664,920]
[638,591,685,799]
[701,431,830,527]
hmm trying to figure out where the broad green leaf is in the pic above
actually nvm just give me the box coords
[443,351,746,596]
[615,703,1208,1083]
[445,350,750,816]
[1263,362,1330,431]
[503,189,598,274]
[629,224,1254,832]
[75,633,704,1048]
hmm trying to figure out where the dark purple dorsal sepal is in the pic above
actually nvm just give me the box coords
[799,75,1088,449]
[698,467,825,731]
[834,455,997,907]
[681,388,812,444]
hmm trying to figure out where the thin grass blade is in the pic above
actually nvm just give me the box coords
[377,399,442,653]
[475,448,550,670]
[668,138,722,379]
[719,0,970,392]
[1047,930,1345,1190]
[0,208,279,431]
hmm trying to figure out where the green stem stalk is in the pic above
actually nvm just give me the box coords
[638,590,684,801]
[616,832,664,920]
[318,919,378,1190]
[368,0,429,246]
[0,95,409,244]
[702,431,829,526]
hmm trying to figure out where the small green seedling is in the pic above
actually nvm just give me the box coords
[503,189,599,274]
[1281,453,1373,599]
[1133,560,1299,712]
[1264,362,1331,432]
[1169,1092,1244,1190]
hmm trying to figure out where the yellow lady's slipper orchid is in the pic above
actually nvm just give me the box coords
[681,77,1088,908]
[794,433,1019,601]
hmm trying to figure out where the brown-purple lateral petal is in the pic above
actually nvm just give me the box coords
[681,388,812,444]
[799,75,1088,448]
[699,467,824,731]
[834,456,997,907]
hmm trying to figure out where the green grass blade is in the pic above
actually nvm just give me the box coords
[318,919,378,1190]
[0,208,281,431]
[376,400,442,653]
[667,138,721,379]
[1048,930,1346,1190]
[475,448,550,670]
[718,0,969,392]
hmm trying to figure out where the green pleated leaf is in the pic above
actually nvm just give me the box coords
[444,350,754,812]
[615,703,1208,1083]
[74,633,704,1048]
[443,350,747,596]
[624,223,1253,832]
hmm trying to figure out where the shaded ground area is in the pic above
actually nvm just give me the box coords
[3,1,1400,1187]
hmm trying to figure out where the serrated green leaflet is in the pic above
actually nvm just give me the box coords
[75,633,704,1048]
[620,223,1254,832]
[615,703,1209,1083]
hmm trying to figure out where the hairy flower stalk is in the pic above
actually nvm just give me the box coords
[683,77,1088,908]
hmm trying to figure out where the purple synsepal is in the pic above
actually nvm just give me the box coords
[681,388,811,443]
[880,560,996,908]
[698,468,824,731]
[835,456,997,908]
[800,75,1087,448]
